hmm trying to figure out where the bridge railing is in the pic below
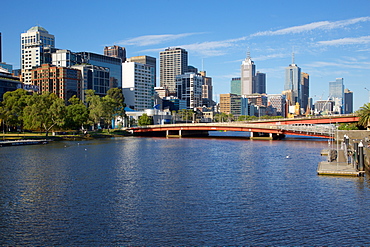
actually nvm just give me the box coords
[279,124,337,137]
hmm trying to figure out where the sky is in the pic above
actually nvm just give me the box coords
[1,0,370,110]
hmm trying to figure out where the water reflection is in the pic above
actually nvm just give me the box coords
[1,136,370,245]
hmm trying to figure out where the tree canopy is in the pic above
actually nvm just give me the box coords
[357,103,370,129]
[0,88,126,135]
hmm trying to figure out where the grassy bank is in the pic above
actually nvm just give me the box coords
[0,129,130,141]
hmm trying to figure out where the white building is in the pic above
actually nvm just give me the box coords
[21,26,55,84]
[122,61,154,111]
[241,52,256,95]
[176,72,203,109]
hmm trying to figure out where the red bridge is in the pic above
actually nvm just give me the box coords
[127,115,359,140]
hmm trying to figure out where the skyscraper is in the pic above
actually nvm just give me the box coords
[160,47,188,95]
[104,45,126,62]
[230,77,241,95]
[254,72,266,94]
[344,88,353,114]
[300,72,309,112]
[241,52,256,95]
[122,61,155,111]
[176,72,203,109]
[21,26,55,84]
[329,78,344,114]
[128,55,156,87]
[284,55,301,106]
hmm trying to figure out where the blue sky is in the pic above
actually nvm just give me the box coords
[1,0,370,110]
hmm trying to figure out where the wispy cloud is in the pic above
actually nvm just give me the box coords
[317,35,370,46]
[118,32,203,46]
[181,37,246,57]
[251,17,370,37]
[305,59,370,69]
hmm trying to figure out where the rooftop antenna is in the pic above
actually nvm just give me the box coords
[292,46,295,65]
[247,47,251,59]
[202,58,204,71]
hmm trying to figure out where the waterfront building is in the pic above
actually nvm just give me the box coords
[267,94,287,117]
[344,88,353,114]
[254,72,266,94]
[0,67,22,101]
[241,52,256,95]
[31,64,81,102]
[300,72,309,113]
[284,55,301,106]
[329,78,344,114]
[160,47,188,95]
[122,61,154,111]
[72,64,110,100]
[21,26,55,84]
[176,72,203,109]
[230,77,241,95]
[104,45,126,62]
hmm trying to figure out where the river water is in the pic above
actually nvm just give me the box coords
[1,134,370,245]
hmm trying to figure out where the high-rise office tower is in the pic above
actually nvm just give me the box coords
[104,45,126,62]
[254,72,266,94]
[122,61,155,111]
[176,72,203,109]
[128,55,156,87]
[300,72,309,112]
[199,71,213,107]
[284,54,301,106]
[160,47,188,95]
[230,77,241,95]
[241,52,256,95]
[344,88,353,114]
[329,78,344,114]
[21,26,55,84]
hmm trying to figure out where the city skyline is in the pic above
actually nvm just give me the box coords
[1,0,370,110]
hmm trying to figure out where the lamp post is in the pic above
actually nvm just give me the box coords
[365,87,370,103]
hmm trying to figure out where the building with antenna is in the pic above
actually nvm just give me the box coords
[241,51,256,95]
[284,53,301,109]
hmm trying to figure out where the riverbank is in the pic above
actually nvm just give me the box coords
[0,129,130,142]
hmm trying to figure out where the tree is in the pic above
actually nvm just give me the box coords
[2,88,29,130]
[107,87,126,119]
[357,103,370,129]
[85,90,105,129]
[138,113,153,126]
[23,92,66,137]
[65,96,89,130]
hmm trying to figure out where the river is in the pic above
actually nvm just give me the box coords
[1,134,370,245]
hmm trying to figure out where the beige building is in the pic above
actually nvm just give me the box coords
[160,47,188,95]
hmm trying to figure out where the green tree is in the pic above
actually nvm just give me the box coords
[214,112,228,122]
[138,113,153,126]
[85,90,105,129]
[357,103,370,129]
[106,88,126,120]
[23,92,66,137]
[2,88,29,130]
[65,96,89,130]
